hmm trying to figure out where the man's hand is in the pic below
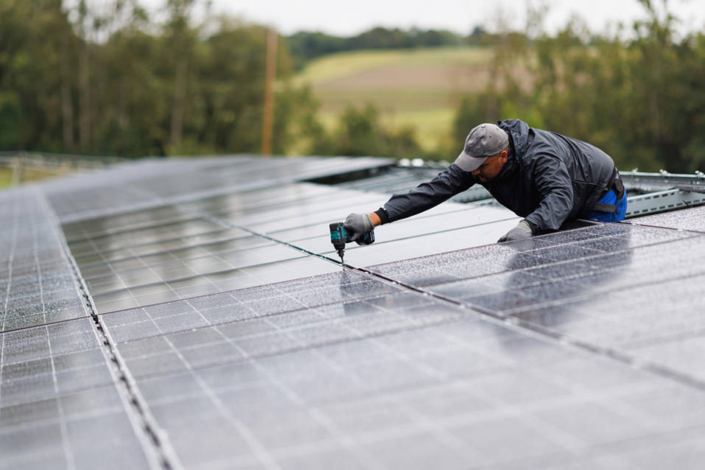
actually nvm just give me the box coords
[498,220,533,243]
[344,213,374,241]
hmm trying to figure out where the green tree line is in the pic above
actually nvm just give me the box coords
[286,26,497,70]
[0,0,426,158]
[0,0,322,157]
[1,0,703,173]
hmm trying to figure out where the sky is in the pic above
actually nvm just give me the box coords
[138,0,705,37]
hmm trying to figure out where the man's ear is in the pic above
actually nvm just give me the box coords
[500,149,508,164]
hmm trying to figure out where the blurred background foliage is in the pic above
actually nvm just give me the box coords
[0,0,703,172]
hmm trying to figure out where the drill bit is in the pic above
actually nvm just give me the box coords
[337,249,345,269]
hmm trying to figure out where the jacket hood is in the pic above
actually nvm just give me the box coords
[487,119,529,182]
[498,119,531,155]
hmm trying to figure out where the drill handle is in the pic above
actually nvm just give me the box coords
[355,229,375,246]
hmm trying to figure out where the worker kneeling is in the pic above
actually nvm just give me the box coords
[344,119,627,243]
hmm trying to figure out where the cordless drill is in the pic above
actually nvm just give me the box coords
[329,222,375,267]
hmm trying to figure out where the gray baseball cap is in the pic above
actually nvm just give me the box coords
[454,123,509,172]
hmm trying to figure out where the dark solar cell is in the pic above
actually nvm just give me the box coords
[287,205,519,259]
[337,218,521,266]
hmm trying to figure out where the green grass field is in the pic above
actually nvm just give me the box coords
[0,168,12,189]
[0,167,68,191]
[293,47,493,153]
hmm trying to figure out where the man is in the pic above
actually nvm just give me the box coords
[344,119,627,243]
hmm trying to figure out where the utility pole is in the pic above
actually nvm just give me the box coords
[261,28,277,156]
[61,35,74,152]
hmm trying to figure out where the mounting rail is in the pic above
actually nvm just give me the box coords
[622,170,705,218]
[621,170,705,194]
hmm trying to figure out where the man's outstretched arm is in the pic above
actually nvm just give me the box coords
[344,164,475,240]
[380,163,475,222]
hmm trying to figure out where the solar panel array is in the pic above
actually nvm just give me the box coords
[0,188,158,469]
[2,155,705,469]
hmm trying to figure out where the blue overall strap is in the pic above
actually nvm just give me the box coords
[592,178,625,213]
[587,186,627,222]
[587,169,627,222]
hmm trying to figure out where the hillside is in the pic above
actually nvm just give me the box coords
[293,47,494,153]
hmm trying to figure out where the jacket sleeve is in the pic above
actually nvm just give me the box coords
[383,163,475,223]
[524,154,574,232]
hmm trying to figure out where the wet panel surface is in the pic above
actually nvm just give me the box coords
[68,217,225,260]
[631,205,705,233]
[97,266,705,470]
[0,383,153,470]
[91,255,341,314]
[0,189,154,469]
[369,224,705,384]
[8,156,705,469]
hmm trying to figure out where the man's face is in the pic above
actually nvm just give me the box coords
[471,150,508,182]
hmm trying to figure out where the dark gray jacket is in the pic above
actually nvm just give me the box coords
[382,119,616,232]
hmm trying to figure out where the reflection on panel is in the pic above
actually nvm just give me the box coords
[92,256,339,314]
[85,243,308,294]
[47,156,393,223]
[97,265,705,469]
[79,235,276,279]
[68,218,225,259]
[73,227,243,265]
[63,205,191,242]
[369,223,705,384]
[180,183,335,218]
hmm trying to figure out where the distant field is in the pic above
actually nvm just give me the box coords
[293,47,494,153]
[0,168,12,188]
[0,166,67,190]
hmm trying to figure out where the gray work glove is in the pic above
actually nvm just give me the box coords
[344,213,373,241]
[498,220,533,243]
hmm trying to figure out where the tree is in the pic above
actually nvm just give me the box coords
[451,0,705,172]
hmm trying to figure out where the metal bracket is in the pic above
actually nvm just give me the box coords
[626,189,705,218]
[622,170,705,194]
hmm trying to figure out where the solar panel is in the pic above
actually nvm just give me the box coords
[46,156,394,224]
[4,155,705,469]
[92,266,705,469]
[368,224,705,383]
[0,189,159,469]
[631,205,705,232]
